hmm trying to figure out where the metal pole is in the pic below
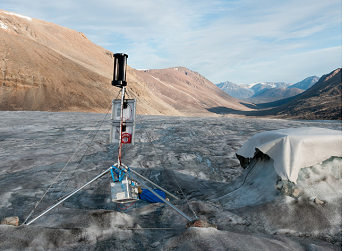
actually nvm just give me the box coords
[117,87,125,167]
[25,167,111,225]
[121,164,179,200]
[126,171,193,222]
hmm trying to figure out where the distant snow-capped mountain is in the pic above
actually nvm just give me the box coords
[215,81,254,99]
[216,81,292,99]
[217,77,319,102]
[248,82,293,96]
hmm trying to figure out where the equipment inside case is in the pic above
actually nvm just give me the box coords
[111,178,139,204]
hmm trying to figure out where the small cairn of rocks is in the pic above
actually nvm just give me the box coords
[275,179,300,198]
[1,216,19,226]
[275,179,326,205]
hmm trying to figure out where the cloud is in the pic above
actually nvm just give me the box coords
[1,0,342,84]
[229,46,342,84]
[161,0,342,83]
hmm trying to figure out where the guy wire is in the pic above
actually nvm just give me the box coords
[24,103,112,224]
[136,115,198,220]
[57,104,112,200]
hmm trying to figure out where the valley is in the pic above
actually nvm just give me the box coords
[0,10,342,120]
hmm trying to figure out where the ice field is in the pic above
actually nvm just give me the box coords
[0,111,342,250]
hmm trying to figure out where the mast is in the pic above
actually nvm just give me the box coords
[117,86,125,167]
[111,53,128,167]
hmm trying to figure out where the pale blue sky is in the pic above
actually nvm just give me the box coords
[2,0,343,84]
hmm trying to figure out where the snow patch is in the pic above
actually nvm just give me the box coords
[0,21,7,30]
[1,11,32,21]
[1,192,13,208]
[178,169,209,180]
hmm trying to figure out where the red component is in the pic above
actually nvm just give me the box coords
[121,133,132,144]
[117,201,135,210]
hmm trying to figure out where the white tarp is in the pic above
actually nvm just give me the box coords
[236,127,342,183]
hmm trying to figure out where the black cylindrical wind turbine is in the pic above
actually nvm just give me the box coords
[112,53,128,87]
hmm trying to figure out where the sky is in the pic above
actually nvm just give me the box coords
[1,0,343,85]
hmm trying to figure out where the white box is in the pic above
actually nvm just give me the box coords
[111,99,136,123]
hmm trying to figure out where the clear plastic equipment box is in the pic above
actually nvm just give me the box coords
[111,179,139,204]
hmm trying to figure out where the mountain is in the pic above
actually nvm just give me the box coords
[0,9,249,116]
[1,9,340,120]
[248,87,304,103]
[133,68,250,116]
[216,81,254,99]
[215,81,294,100]
[217,78,320,104]
[216,81,304,102]
[0,10,120,113]
[248,82,292,96]
[210,69,341,120]
[288,76,319,90]
[271,68,342,120]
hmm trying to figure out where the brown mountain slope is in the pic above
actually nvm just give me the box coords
[0,10,180,115]
[135,67,250,116]
[1,29,111,112]
[0,10,249,116]
[271,68,342,120]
